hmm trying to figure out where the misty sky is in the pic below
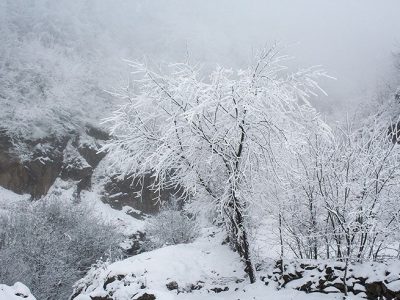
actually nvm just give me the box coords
[3,0,400,115]
[122,0,400,112]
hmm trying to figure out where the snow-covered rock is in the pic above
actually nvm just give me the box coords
[0,283,36,300]
[261,259,400,299]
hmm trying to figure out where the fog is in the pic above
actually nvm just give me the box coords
[122,0,400,112]
[2,0,400,116]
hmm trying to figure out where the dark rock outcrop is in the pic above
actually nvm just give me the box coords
[166,281,178,291]
[136,293,156,300]
[0,125,108,199]
[0,124,178,213]
[102,174,181,215]
[0,130,67,198]
[122,231,146,256]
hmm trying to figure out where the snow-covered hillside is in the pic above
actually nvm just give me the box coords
[0,184,146,300]
[72,230,352,300]
[0,186,29,216]
[1,2,400,300]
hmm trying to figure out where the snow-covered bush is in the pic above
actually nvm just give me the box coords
[143,208,199,250]
[0,197,123,300]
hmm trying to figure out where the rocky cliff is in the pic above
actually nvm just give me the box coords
[0,125,174,214]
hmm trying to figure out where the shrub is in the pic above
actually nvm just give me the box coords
[143,207,199,250]
[0,197,123,300]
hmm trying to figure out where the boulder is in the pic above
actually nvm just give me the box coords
[136,293,156,300]
[0,124,179,212]
[210,287,229,293]
[166,281,178,291]
[365,281,387,299]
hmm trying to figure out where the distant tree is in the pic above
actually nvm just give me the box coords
[0,0,124,144]
[104,47,329,282]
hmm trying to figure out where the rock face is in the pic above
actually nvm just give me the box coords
[60,140,93,192]
[0,125,176,214]
[0,130,67,198]
[0,125,107,199]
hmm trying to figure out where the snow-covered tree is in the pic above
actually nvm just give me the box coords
[277,114,400,262]
[103,47,330,282]
[0,0,132,142]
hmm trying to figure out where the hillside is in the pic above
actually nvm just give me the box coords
[1,1,400,300]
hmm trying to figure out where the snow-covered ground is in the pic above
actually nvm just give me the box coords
[80,189,146,235]
[0,186,30,210]
[72,229,360,300]
[0,283,36,300]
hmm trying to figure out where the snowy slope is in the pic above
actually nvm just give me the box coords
[0,186,30,215]
[0,186,29,203]
[0,283,36,300]
[45,178,146,236]
[72,229,358,300]
[80,189,146,236]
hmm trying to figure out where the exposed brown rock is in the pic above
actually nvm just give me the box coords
[0,124,178,212]
[0,130,67,198]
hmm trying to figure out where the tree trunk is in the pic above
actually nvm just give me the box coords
[343,257,349,297]
[279,212,284,258]
[230,198,257,283]
[228,109,256,283]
